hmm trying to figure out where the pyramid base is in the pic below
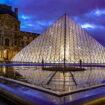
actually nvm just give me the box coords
[42,66,86,71]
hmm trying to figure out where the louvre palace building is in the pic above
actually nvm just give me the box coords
[0,4,39,61]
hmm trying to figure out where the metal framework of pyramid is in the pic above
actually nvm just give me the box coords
[12,14,105,64]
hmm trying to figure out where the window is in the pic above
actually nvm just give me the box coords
[5,38,9,46]
[21,41,24,47]
[14,41,17,45]
[26,41,29,45]
[15,25,18,31]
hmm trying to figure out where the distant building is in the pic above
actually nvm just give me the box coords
[0,4,39,61]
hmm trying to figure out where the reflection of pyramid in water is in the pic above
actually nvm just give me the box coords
[12,14,105,63]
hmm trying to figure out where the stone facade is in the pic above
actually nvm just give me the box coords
[0,4,39,61]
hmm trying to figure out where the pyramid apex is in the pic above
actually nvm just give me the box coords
[63,13,69,17]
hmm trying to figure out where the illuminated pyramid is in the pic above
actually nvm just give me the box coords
[12,14,105,63]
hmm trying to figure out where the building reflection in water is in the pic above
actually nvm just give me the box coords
[12,66,105,91]
[0,66,21,79]
[0,66,105,104]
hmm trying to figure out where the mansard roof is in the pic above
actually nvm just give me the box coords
[0,4,18,19]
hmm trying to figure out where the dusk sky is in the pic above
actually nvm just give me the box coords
[0,0,105,46]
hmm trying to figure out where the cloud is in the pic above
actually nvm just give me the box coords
[81,23,105,29]
[81,24,96,29]
[20,15,31,20]
[74,8,105,25]
[94,9,105,16]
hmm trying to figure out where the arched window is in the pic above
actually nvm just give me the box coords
[14,41,17,45]
[5,38,9,46]
[15,25,18,30]
[21,41,24,47]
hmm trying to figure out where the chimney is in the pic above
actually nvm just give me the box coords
[15,8,18,16]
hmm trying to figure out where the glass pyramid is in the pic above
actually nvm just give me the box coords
[12,14,105,64]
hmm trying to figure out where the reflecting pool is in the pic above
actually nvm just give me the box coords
[0,65,105,104]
